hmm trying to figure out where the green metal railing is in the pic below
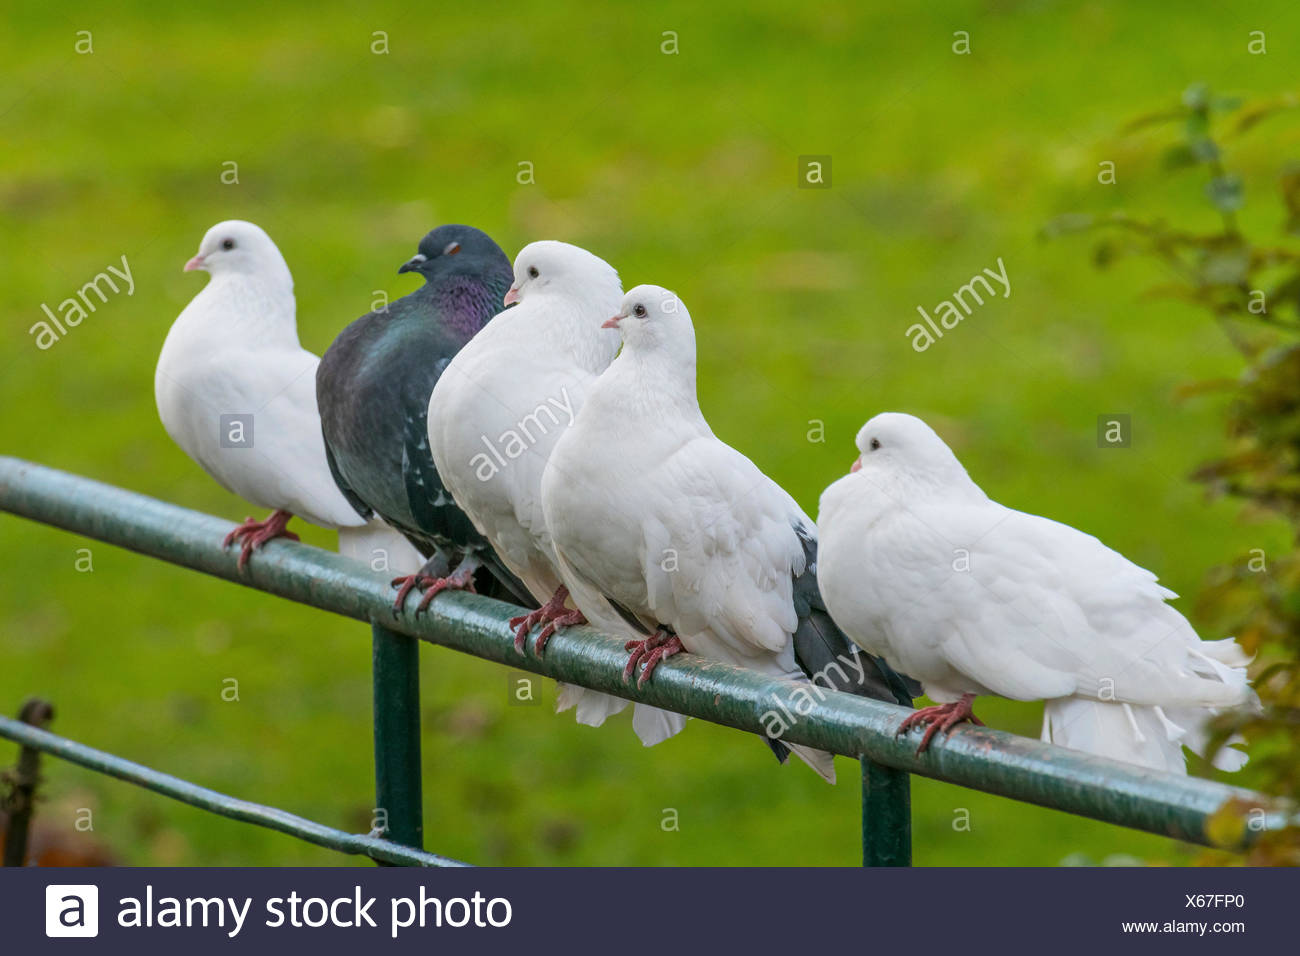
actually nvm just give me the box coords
[0,456,1293,866]
[0,709,464,867]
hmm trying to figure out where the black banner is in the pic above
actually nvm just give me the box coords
[1,866,1287,954]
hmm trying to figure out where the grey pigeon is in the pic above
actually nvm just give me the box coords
[316,225,532,611]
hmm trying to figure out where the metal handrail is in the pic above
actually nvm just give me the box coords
[0,455,1293,864]
[0,714,466,867]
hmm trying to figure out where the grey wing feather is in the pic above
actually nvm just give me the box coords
[792,523,919,707]
[323,434,373,521]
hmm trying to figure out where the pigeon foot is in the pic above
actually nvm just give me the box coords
[223,509,299,572]
[391,568,478,615]
[413,566,478,614]
[624,628,684,688]
[509,585,574,653]
[533,608,586,655]
[390,573,429,614]
[896,693,983,753]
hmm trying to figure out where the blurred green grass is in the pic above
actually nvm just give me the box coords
[2,0,1297,865]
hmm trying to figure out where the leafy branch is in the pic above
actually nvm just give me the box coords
[1047,84,1300,865]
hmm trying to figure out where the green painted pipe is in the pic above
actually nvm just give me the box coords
[0,456,1292,852]
[372,623,424,852]
[862,759,911,867]
[0,714,465,867]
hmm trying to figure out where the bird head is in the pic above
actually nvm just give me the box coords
[850,413,969,487]
[504,240,620,308]
[184,220,289,284]
[398,225,512,284]
[605,285,695,360]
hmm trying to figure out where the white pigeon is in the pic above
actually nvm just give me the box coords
[542,285,851,783]
[426,241,685,746]
[816,411,1256,774]
[156,220,420,573]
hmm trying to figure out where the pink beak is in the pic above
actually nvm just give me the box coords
[601,315,623,329]
[183,254,205,272]
[850,459,862,473]
[503,287,520,306]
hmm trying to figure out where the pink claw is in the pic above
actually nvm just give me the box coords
[414,567,477,614]
[391,567,476,616]
[533,608,586,655]
[896,693,983,753]
[223,510,299,571]
[623,629,683,687]
[509,586,581,655]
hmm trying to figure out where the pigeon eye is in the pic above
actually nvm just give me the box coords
[528,265,539,278]
[633,304,648,318]
[869,438,882,451]
[221,238,235,250]
[443,241,461,256]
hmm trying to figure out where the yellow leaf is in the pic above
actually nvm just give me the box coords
[1205,801,1248,849]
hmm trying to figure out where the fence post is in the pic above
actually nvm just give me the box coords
[861,757,911,867]
[371,623,423,853]
[2,699,55,867]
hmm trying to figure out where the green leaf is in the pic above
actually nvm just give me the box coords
[1233,93,1300,135]
[1270,275,1300,314]
[1188,137,1219,162]
[1092,239,1117,269]
[1280,168,1300,235]
[1205,801,1247,849]
[1182,83,1210,110]
[1161,144,1198,170]
[1200,243,1251,284]
[1206,174,1244,213]
[1173,378,1238,400]
[1038,213,1095,239]
[1122,108,1186,133]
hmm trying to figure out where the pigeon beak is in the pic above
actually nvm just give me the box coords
[850,458,862,473]
[183,254,205,272]
[398,253,427,274]
[503,287,521,306]
[601,314,623,329]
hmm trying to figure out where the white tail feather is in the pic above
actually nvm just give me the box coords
[556,683,626,723]
[1198,637,1253,669]
[785,742,837,784]
[632,704,688,747]
[555,685,686,747]
[1043,695,1253,774]
[1044,634,1256,773]
[1043,699,1189,773]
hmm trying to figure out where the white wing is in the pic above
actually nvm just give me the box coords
[427,319,594,603]
[860,499,1245,708]
[639,436,807,669]
[548,419,806,675]
[428,302,686,746]
[157,344,364,529]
